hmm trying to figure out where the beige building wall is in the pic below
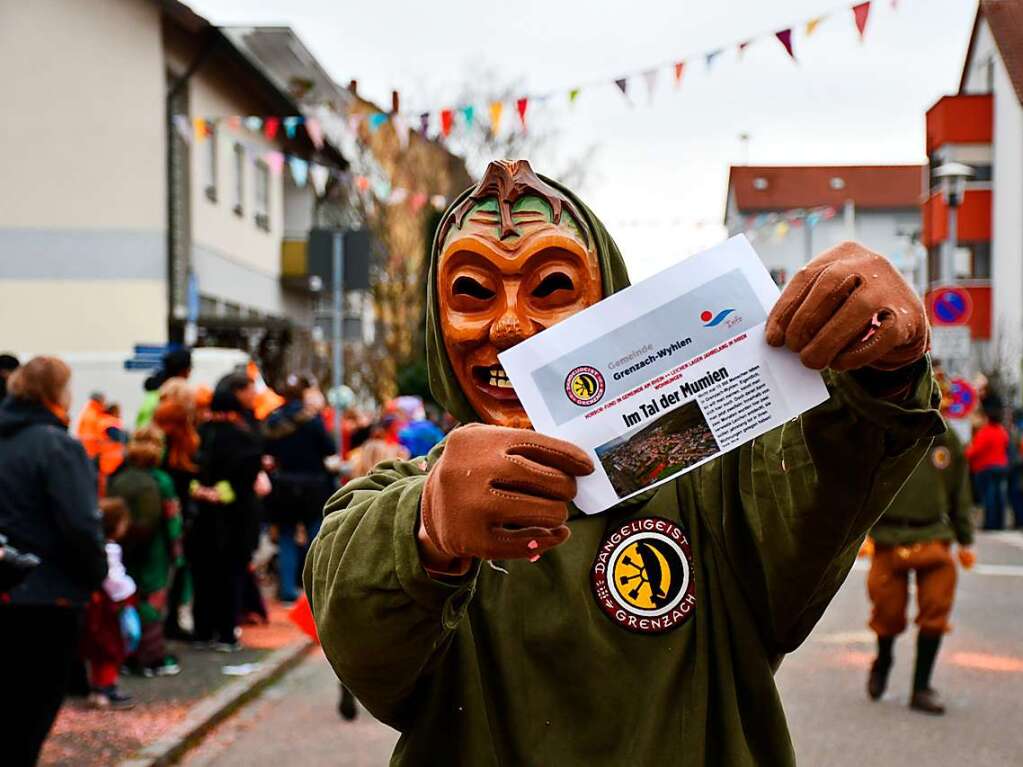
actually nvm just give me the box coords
[0,0,167,353]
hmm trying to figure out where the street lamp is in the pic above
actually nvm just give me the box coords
[933,162,974,284]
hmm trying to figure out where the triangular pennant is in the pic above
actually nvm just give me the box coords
[193,118,210,142]
[516,97,528,129]
[226,115,242,130]
[355,175,370,192]
[431,194,448,211]
[673,61,686,87]
[775,29,795,61]
[288,156,309,187]
[310,163,329,196]
[263,116,280,140]
[738,41,751,57]
[373,179,392,202]
[805,17,823,36]
[642,70,658,103]
[462,105,475,127]
[419,112,431,137]
[304,117,324,149]
[283,115,302,139]
[568,88,581,105]
[489,101,504,136]
[244,116,263,132]
[172,115,192,144]
[410,192,428,213]
[614,78,629,98]
[705,49,722,70]
[393,115,411,150]
[368,112,388,133]
[389,187,408,205]
[440,109,454,137]
[264,151,284,175]
[852,2,871,40]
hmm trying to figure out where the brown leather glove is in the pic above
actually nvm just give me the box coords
[765,241,928,371]
[419,423,594,572]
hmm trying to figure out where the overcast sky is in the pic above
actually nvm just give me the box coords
[190,0,977,279]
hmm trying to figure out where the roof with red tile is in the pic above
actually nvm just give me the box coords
[981,0,1023,106]
[727,165,925,213]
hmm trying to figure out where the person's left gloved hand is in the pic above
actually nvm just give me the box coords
[766,241,929,371]
[958,546,976,570]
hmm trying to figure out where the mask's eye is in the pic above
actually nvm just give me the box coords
[453,275,495,301]
[532,272,575,298]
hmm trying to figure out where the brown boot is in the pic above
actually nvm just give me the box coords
[910,688,946,715]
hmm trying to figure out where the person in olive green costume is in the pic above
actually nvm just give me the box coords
[864,422,975,715]
[305,161,943,766]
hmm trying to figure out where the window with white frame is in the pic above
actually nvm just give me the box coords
[232,143,245,215]
[202,124,217,202]
[255,160,270,232]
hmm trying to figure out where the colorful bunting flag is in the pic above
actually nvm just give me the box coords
[393,115,411,150]
[264,150,284,175]
[775,29,795,61]
[410,192,428,213]
[462,105,475,128]
[388,187,408,205]
[805,17,823,36]
[516,98,528,129]
[172,115,191,144]
[305,117,324,149]
[568,88,581,105]
[310,163,329,196]
[368,112,388,133]
[673,61,685,87]
[852,2,871,41]
[419,112,431,137]
[440,109,454,137]
[244,116,263,132]
[288,156,308,187]
[263,116,280,140]
[193,118,211,142]
[738,41,751,57]
[489,101,504,136]
[226,115,242,130]
[705,49,722,70]
[283,115,302,139]
[430,194,448,211]
[642,70,658,103]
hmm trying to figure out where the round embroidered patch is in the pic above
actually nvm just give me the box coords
[931,446,951,470]
[591,517,696,634]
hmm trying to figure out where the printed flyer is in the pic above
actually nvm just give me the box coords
[499,234,830,514]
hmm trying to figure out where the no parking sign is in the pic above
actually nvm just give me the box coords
[945,377,977,419]
[929,287,973,326]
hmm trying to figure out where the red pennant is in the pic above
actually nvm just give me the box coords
[440,109,454,137]
[516,97,528,128]
[852,2,871,40]
[775,29,795,60]
[263,116,280,140]
[673,61,685,87]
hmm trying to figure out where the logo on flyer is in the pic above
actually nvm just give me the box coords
[700,308,735,327]
[565,366,605,406]
[591,517,696,634]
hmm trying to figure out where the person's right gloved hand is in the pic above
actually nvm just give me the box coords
[418,423,594,576]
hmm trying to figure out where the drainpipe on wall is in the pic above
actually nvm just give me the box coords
[165,31,218,345]
[843,199,856,241]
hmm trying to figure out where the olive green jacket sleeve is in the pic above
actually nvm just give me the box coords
[946,429,975,546]
[694,358,943,655]
[303,451,478,728]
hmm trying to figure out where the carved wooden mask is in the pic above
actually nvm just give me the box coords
[436,160,602,428]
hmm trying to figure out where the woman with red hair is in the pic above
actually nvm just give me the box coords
[0,356,107,764]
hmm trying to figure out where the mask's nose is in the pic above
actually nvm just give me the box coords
[489,299,535,351]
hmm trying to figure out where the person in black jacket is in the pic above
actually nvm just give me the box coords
[263,374,337,602]
[189,372,263,651]
[0,356,106,766]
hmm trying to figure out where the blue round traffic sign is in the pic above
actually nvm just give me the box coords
[930,287,972,326]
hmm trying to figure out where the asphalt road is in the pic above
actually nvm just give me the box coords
[181,532,1023,766]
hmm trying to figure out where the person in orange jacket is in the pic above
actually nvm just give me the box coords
[76,392,107,461]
